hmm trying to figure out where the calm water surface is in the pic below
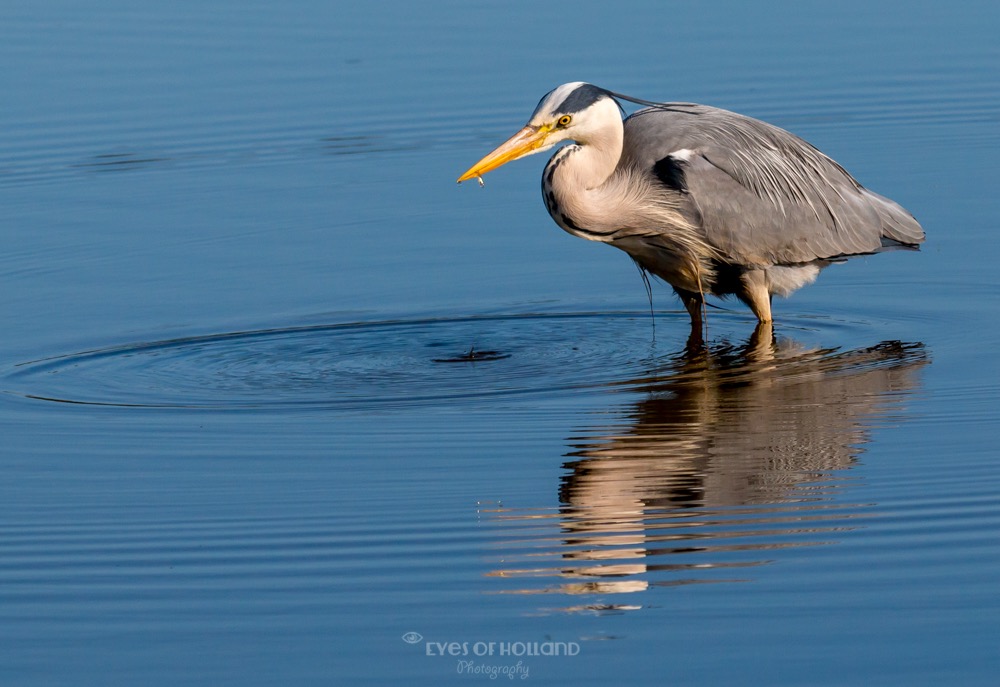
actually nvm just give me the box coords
[2,1,999,685]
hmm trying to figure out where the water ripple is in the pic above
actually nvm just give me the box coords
[3,313,927,412]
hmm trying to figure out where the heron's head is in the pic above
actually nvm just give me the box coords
[457,82,621,184]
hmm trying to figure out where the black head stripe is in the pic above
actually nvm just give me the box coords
[532,83,615,120]
[555,84,612,115]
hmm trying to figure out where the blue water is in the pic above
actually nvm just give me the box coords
[2,1,1000,685]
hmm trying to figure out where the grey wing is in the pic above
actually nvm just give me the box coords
[622,105,924,267]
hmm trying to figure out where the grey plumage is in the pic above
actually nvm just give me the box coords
[458,82,924,329]
[621,104,923,263]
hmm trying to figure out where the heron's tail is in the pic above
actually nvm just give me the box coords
[864,189,925,248]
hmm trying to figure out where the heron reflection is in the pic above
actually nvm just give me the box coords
[488,327,927,609]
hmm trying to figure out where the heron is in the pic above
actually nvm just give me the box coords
[457,82,924,331]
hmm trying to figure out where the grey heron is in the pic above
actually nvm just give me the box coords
[457,82,924,329]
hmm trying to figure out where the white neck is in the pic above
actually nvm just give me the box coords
[567,119,623,190]
[544,117,628,236]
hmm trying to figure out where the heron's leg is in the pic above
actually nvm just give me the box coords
[738,270,773,323]
[674,287,704,330]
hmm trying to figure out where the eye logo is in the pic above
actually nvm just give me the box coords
[401,632,423,644]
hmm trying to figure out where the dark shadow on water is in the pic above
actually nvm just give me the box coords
[432,346,512,363]
[73,152,171,172]
[486,326,929,613]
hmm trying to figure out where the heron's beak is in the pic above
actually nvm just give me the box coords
[457,125,550,184]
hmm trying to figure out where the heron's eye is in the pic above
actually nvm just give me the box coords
[556,115,572,128]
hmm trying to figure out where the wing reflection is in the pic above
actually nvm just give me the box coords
[488,326,928,610]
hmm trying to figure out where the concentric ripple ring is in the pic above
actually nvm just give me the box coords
[3,312,688,410]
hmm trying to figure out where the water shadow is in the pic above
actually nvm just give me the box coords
[73,152,170,172]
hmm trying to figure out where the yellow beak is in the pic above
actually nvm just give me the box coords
[457,125,551,184]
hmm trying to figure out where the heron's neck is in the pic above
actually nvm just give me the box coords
[566,125,623,190]
[543,126,624,236]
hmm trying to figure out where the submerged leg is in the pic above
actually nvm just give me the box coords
[738,270,773,323]
[674,286,707,349]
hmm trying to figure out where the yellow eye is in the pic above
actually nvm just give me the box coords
[557,115,572,128]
